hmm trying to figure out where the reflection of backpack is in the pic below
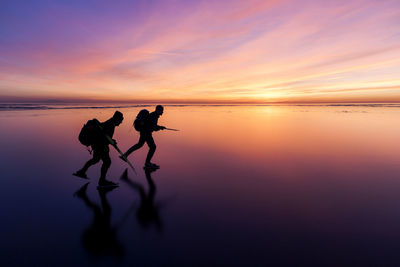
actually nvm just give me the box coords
[78,119,100,146]
[133,109,149,132]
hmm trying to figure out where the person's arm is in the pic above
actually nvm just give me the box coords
[150,114,165,131]
[96,120,117,145]
[154,125,166,131]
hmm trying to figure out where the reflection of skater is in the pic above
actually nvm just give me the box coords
[74,183,124,259]
[74,111,123,187]
[121,169,163,231]
[121,105,165,169]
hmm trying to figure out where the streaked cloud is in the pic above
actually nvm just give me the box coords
[0,0,399,102]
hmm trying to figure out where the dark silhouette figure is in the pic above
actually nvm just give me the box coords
[74,183,124,259]
[75,111,124,187]
[122,105,165,169]
[121,168,163,231]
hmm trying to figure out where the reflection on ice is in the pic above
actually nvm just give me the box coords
[0,105,400,265]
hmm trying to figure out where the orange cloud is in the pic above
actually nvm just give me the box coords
[1,0,400,103]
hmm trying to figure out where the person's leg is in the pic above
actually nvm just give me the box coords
[123,133,146,157]
[76,149,101,176]
[145,134,156,164]
[80,157,100,173]
[99,147,111,183]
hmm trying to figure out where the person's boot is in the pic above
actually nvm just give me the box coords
[144,162,160,169]
[73,170,88,179]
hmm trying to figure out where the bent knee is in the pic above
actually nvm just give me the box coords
[91,156,101,163]
[149,144,156,150]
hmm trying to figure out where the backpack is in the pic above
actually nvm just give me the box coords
[78,119,100,147]
[133,109,149,132]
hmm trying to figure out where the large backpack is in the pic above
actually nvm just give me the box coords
[133,109,149,132]
[78,119,100,147]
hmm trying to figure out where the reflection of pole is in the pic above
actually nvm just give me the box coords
[115,203,136,230]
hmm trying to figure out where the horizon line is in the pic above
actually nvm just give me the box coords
[1,97,400,105]
[1,101,400,105]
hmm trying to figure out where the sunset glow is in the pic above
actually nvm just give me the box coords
[1,0,399,103]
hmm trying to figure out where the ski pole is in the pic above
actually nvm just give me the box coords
[165,128,179,131]
[110,141,137,175]
[97,123,137,174]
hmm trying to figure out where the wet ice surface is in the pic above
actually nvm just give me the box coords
[0,105,400,266]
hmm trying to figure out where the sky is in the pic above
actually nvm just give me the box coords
[0,0,399,103]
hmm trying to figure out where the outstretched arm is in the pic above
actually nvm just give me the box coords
[155,125,166,131]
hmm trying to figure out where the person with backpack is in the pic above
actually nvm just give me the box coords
[121,105,165,169]
[74,111,124,187]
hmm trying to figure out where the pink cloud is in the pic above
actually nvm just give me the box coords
[1,0,400,102]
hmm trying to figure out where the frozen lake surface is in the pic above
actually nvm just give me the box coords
[1,104,400,266]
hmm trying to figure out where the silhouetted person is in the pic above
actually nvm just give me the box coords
[74,183,124,259]
[74,111,124,187]
[121,168,163,231]
[121,105,165,169]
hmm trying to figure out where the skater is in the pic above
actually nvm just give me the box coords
[120,168,163,231]
[121,105,165,169]
[74,183,124,258]
[74,111,124,187]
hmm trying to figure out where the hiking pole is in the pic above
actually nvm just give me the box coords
[97,123,137,174]
[110,141,137,175]
[115,202,136,231]
[103,133,137,175]
[165,128,179,131]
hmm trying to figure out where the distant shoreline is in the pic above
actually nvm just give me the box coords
[1,103,400,111]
